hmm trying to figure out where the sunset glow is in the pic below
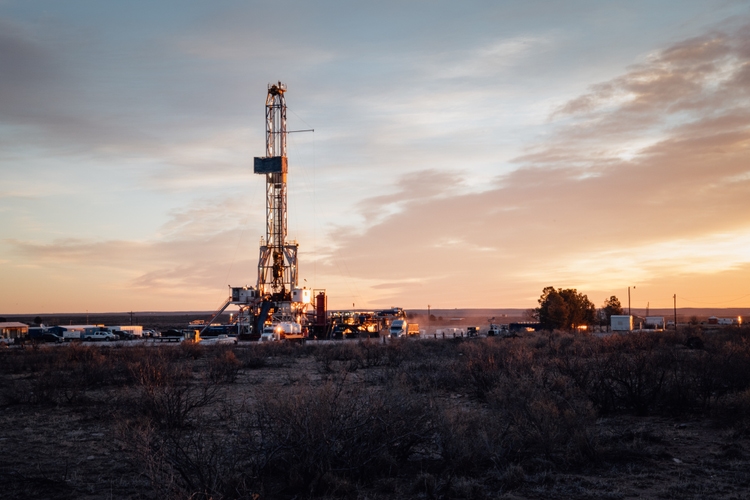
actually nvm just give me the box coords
[1,1,749,313]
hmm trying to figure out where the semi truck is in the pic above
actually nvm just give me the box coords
[389,320,419,338]
[262,322,305,342]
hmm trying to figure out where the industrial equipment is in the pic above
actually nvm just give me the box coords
[200,82,323,339]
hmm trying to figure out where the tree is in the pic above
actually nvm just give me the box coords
[534,286,596,331]
[601,296,623,324]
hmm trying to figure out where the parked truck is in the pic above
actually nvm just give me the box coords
[82,327,117,342]
[262,322,305,342]
[278,322,305,342]
[488,324,514,338]
[62,325,102,341]
[389,320,419,338]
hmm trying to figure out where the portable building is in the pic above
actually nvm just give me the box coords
[645,317,665,330]
[611,315,633,331]
[110,325,143,337]
[0,322,29,343]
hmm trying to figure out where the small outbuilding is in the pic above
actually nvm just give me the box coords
[0,322,29,344]
[645,317,665,330]
[611,315,633,332]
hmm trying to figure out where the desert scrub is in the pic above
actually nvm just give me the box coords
[457,338,538,400]
[206,347,241,384]
[485,369,597,465]
[249,381,433,495]
[434,406,512,475]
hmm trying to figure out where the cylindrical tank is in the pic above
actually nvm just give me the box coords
[316,292,326,326]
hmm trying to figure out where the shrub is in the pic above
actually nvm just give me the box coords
[236,346,267,369]
[434,406,511,475]
[136,381,218,430]
[247,382,432,495]
[486,372,597,465]
[207,348,241,384]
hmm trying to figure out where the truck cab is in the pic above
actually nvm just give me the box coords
[390,320,407,338]
[260,325,276,342]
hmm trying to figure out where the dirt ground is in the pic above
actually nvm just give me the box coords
[2,334,750,499]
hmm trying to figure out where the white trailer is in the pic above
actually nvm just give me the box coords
[645,317,665,330]
[611,315,633,332]
[110,325,143,337]
[62,325,101,341]
[435,327,465,338]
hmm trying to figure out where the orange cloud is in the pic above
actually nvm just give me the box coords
[322,25,750,309]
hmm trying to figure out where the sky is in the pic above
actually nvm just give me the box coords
[1,0,750,313]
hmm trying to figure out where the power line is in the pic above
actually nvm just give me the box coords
[678,293,750,305]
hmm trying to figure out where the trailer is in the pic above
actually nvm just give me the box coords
[436,327,465,338]
[276,322,305,342]
[611,315,633,332]
[644,317,665,330]
[110,325,143,338]
[0,322,28,344]
[61,325,102,341]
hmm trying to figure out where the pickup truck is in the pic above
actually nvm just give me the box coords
[201,334,238,345]
[83,330,117,342]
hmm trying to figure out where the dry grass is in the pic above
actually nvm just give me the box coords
[1,328,750,498]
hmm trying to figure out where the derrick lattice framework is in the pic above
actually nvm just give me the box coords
[254,82,298,303]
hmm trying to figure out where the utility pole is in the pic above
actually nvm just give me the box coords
[673,294,677,329]
[428,304,431,335]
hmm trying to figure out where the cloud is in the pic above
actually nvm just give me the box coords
[424,36,551,80]
[2,192,265,297]
[3,5,750,312]
[319,23,750,307]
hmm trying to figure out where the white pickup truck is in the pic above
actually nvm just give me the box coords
[83,329,117,341]
[201,334,238,345]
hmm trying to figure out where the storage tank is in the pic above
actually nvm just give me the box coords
[315,292,326,325]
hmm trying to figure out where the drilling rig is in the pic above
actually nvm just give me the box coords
[201,82,326,339]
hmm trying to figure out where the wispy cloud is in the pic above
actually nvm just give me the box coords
[323,23,750,307]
